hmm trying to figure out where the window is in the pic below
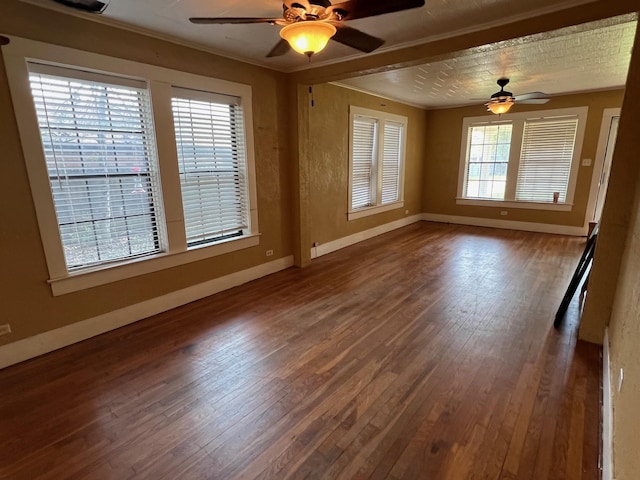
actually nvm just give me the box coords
[172,88,248,246]
[515,117,579,203]
[458,107,588,211]
[349,106,407,220]
[3,37,259,295]
[464,124,512,200]
[29,65,162,271]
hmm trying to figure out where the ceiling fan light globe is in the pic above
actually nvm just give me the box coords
[280,22,337,56]
[486,97,515,115]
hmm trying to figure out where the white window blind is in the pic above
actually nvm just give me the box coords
[381,121,403,205]
[171,88,248,247]
[464,124,512,200]
[515,117,579,203]
[28,64,161,271]
[351,116,377,210]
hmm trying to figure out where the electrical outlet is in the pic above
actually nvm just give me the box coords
[500,211,508,216]
[582,158,592,167]
[265,249,274,257]
[0,324,11,336]
[405,210,409,214]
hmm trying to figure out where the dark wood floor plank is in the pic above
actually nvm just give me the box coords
[0,222,601,480]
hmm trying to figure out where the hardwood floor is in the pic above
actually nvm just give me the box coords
[0,222,601,480]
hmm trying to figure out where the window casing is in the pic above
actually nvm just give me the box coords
[29,65,163,271]
[3,37,259,295]
[457,107,588,211]
[171,88,248,247]
[349,106,407,220]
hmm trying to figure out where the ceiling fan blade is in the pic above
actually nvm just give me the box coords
[332,25,384,53]
[266,39,292,57]
[327,0,425,21]
[516,91,550,101]
[189,17,280,24]
[517,98,551,105]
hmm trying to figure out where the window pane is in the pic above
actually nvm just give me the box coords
[515,117,578,203]
[172,93,248,247]
[29,70,161,270]
[381,121,403,205]
[464,124,512,200]
[351,116,376,209]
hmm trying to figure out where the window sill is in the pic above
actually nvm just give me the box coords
[48,234,260,296]
[348,201,404,221]
[456,198,573,212]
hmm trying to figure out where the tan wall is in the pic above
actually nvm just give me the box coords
[306,83,427,246]
[0,1,292,345]
[608,182,640,479]
[580,23,640,478]
[423,90,624,226]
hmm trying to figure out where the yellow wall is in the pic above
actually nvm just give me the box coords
[0,0,293,345]
[2,0,640,476]
[306,83,427,246]
[423,90,624,226]
[580,23,640,478]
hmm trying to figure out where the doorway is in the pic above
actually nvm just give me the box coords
[587,108,621,226]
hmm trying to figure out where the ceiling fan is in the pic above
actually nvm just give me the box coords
[190,0,426,59]
[51,0,110,13]
[484,78,551,114]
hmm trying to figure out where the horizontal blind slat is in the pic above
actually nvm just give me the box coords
[172,89,248,246]
[29,70,161,270]
[515,117,578,203]
[351,117,376,209]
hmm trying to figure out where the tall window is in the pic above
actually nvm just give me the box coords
[29,65,160,270]
[172,88,248,246]
[349,106,407,220]
[464,124,512,199]
[515,117,579,203]
[458,107,587,210]
[4,38,259,295]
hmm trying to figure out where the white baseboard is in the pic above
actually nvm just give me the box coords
[603,328,613,480]
[421,213,588,236]
[310,214,423,259]
[0,256,294,370]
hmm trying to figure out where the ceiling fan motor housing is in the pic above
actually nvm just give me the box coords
[491,78,513,98]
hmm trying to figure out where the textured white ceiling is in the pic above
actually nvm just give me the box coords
[19,1,637,109]
[22,0,613,71]
[337,16,637,109]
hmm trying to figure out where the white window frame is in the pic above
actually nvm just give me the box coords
[348,106,407,221]
[456,107,588,212]
[3,36,259,296]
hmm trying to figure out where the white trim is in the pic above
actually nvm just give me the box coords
[2,35,260,295]
[586,108,621,228]
[348,201,404,220]
[421,213,587,236]
[602,328,613,480]
[457,107,589,209]
[455,198,573,212]
[310,214,422,259]
[50,235,261,296]
[348,105,407,219]
[0,256,294,370]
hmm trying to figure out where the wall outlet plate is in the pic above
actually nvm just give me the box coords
[0,324,11,336]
